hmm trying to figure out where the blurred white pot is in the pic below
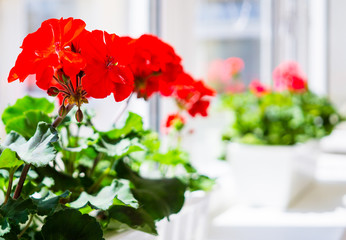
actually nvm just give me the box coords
[227,142,318,208]
[105,230,153,240]
[156,191,211,240]
[106,191,211,240]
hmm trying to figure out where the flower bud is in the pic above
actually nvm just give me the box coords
[75,108,84,122]
[47,87,60,96]
[58,105,66,116]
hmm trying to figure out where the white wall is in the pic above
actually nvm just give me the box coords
[0,0,27,137]
[329,0,346,106]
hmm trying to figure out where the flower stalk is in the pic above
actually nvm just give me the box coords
[13,104,76,200]
[4,171,14,204]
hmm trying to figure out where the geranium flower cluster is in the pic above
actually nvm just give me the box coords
[249,61,308,97]
[8,17,214,121]
[207,57,245,94]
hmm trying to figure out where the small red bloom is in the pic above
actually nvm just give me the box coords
[80,30,134,101]
[164,113,186,133]
[173,73,215,117]
[272,61,307,92]
[8,18,86,90]
[249,80,271,97]
[125,34,183,99]
[188,100,210,117]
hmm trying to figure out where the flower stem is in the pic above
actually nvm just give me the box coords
[4,171,14,204]
[113,93,133,124]
[13,104,76,200]
[18,214,34,239]
[52,104,75,128]
[88,167,110,193]
[89,153,103,177]
[13,164,30,200]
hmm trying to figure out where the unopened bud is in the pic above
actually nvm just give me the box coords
[47,87,60,96]
[58,105,66,117]
[75,108,84,122]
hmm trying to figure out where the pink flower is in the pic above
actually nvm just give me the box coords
[272,61,307,92]
[207,57,245,84]
[249,80,270,97]
[207,59,224,83]
[223,57,244,78]
[225,82,246,94]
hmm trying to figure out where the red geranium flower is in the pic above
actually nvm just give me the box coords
[272,61,307,92]
[124,34,183,99]
[80,30,134,101]
[164,113,186,133]
[8,18,86,90]
[188,100,210,117]
[173,73,215,117]
[249,80,271,97]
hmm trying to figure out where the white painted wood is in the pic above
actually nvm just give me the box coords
[308,0,328,95]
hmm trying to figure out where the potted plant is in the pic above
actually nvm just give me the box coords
[221,61,341,208]
[0,17,215,239]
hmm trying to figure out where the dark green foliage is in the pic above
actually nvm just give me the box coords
[41,209,104,240]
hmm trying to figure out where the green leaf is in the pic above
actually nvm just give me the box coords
[115,160,186,220]
[5,110,52,139]
[3,122,58,167]
[35,166,81,192]
[108,206,157,235]
[0,198,35,225]
[103,112,143,139]
[31,191,70,216]
[186,174,215,192]
[151,148,189,166]
[0,218,10,237]
[2,96,54,125]
[95,138,144,158]
[0,197,36,236]
[41,209,104,240]
[69,180,138,210]
[0,149,23,170]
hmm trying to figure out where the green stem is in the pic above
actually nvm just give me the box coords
[88,167,110,193]
[89,153,104,177]
[34,215,44,224]
[4,171,14,204]
[18,214,34,239]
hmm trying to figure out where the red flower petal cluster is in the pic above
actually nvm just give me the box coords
[173,73,215,117]
[8,18,135,109]
[124,34,183,99]
[249,80,270,97]
[272,61,307,92]
[80,30,134,101]
[8,18,86,90]
[9,18,215,120]
[164,113,186,132]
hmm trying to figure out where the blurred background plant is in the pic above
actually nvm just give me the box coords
[220,61,342,145]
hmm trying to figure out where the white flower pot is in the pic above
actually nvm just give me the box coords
[227,142,318,208]
[105,191,211,240]
[105,230,153,240]
[156,191,211,240]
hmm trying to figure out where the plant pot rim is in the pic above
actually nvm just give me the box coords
[229,140,318,148]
